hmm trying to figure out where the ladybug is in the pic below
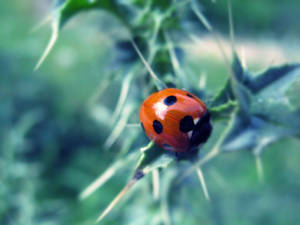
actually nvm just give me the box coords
[139,88,212,159]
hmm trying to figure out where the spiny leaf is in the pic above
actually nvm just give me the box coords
[36,0,131,69]
[250,66,300,127]
[222,62,300,152]
[247,64,300,94]
[222,113,291,152]
[212,49,300,153]
[134,141,174,178]
[57,0,129,28]
[95,141,173,223]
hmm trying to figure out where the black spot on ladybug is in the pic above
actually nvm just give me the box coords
[190,111,212,147]
[153,120,163,134]
[179,115,194,133]
[164,95,177,106]
[186,93,194,98]
[140,123,145,131]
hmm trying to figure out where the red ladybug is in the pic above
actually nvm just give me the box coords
[139,88,212,158]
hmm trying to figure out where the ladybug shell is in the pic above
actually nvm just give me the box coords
[139,88,212,152]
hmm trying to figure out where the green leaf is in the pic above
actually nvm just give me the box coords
[222,59,300,152]
[94,141,174,223]
[246,64,300,94]
[57,0,130,28]
[222,112,295,152]
[36,0,132,70]
[134,142,174,179]
[251,66,300,126]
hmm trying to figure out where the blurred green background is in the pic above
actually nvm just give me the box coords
[1,1,300,225]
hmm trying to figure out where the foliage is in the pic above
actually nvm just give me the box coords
[39,0,300,222]
[1,0,300,225]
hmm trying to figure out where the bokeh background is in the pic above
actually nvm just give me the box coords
[1,1,300,225]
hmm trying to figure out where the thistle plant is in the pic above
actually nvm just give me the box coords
[34,0,300,224]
